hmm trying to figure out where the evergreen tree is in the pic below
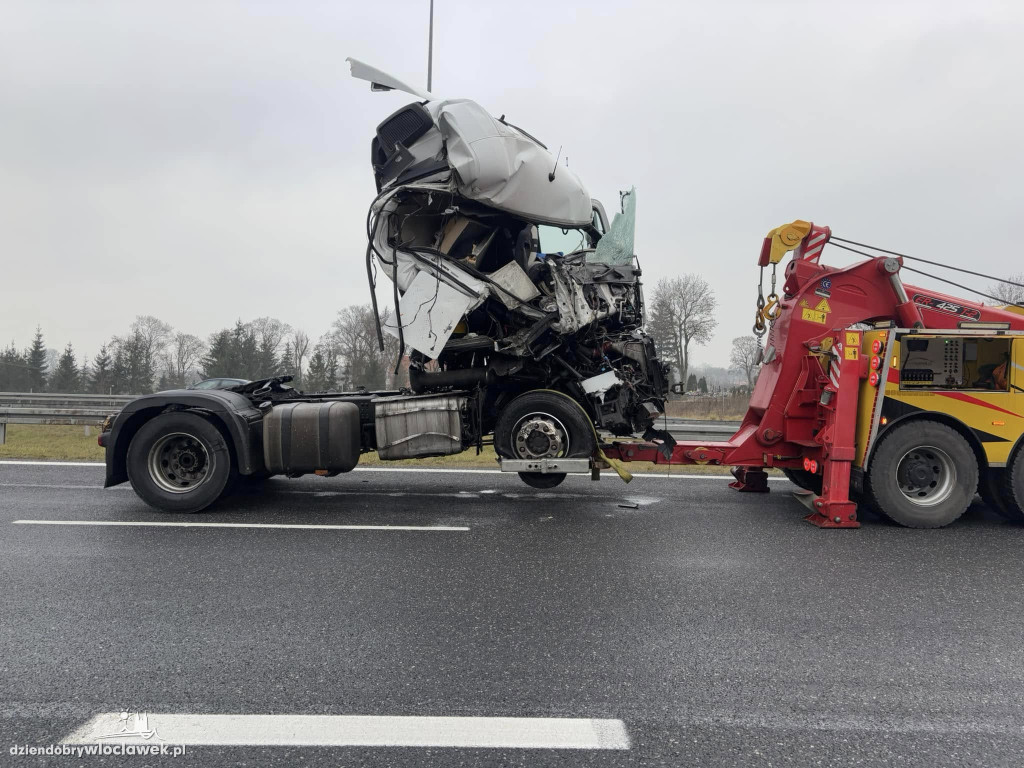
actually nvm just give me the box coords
[50,343,81,393]
[0,343,30,391]
[279,341,294,377]
[27,326,48,392]
[112,331,155,394]
[202,329,236,379]
[686,373,698,392]
[79,356,91,393]
[323,347,339,390]
[111,343,128,394]
[305,348,330,391]
[698,376,708,394]
[89,344,114,394]
[232,321,259,379]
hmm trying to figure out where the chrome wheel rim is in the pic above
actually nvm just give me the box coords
[896,444,956,506]
[147,432,214,494]
[512,412,570,459]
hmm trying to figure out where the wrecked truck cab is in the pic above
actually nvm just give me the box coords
[355,60,669,484]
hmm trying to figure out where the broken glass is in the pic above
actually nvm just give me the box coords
[589,188,636,267]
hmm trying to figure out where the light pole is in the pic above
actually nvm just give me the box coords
[427,0,434,92]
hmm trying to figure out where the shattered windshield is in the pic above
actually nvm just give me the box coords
[590,187,636,266]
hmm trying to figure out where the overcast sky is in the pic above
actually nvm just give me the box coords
[2,0,1022,369]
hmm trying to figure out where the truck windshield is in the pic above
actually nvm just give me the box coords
[537,225,589,255]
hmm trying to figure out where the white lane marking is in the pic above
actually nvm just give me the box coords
[63,713,630,749]
[0,460,105,467]
[0,461,788,482]
[12,520,467,532]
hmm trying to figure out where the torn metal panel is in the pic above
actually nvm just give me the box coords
[581,371,624,398]
[382,271,482,359]
[347,57,434,99]
[490,260,541,310]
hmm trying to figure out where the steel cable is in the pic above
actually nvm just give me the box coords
[831,236,1024,289]
[827,241,1024,308]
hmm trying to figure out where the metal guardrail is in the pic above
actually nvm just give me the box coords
[0,392,742,447]
[0,392,134,444]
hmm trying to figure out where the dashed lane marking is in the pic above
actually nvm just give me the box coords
[63,713,630,749]
[12,520,468,532]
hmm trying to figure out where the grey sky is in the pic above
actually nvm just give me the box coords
[2,0,1022,368]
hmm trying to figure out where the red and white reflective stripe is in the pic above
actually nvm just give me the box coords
[803,232,828,260]
[829,343,842,387]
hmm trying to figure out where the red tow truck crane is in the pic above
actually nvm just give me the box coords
[600,221,1024,528]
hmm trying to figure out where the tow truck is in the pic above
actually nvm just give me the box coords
[600,220,1024,528]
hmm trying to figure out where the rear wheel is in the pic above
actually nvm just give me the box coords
[493,390,596,490]
[127,412,235,513]
[865,421,978,528]
[981,466,1022,522]
[1001,447,1024,522]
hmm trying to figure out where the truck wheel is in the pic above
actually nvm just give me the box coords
[1001,447,1024,522]
[494,390,596,490]
[865,421,977,528]
[126,412,236,513]
[782,468,822,494]
[980,466,1021,522]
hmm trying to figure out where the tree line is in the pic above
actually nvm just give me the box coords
[0,307,403,395]
[5,272,769,396]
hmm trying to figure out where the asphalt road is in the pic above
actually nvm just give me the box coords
[2,461,1023,767]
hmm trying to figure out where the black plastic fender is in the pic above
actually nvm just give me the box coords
[104,389,264,487]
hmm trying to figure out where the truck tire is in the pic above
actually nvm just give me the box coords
[865,420,977,528]
[1000,447,1024,523]
[782,468,822,495]
[126,411,236,513]
[494,390,596,490]
[980,466,1021,522]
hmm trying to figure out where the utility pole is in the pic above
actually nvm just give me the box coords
[427,0,434,92]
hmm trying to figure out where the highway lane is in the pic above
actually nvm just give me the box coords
[2,462,1023,766]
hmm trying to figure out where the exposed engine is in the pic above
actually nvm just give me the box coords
[359,80,668,442]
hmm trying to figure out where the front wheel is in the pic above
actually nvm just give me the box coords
[864,421,978,528]
[493,390,596,490]
[126,412,236,513]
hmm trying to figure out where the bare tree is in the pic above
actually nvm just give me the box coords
[328,305,403,389]
[166,332,206,387]
[648,275,718,388]
[128,315,173,391]
[729,335,761,390]
[291,329,311,383]
[988,273,1024,306]
[131,315,172,359]
[249,317,292,373]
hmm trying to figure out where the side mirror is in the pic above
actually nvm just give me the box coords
[670,382,684,395]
